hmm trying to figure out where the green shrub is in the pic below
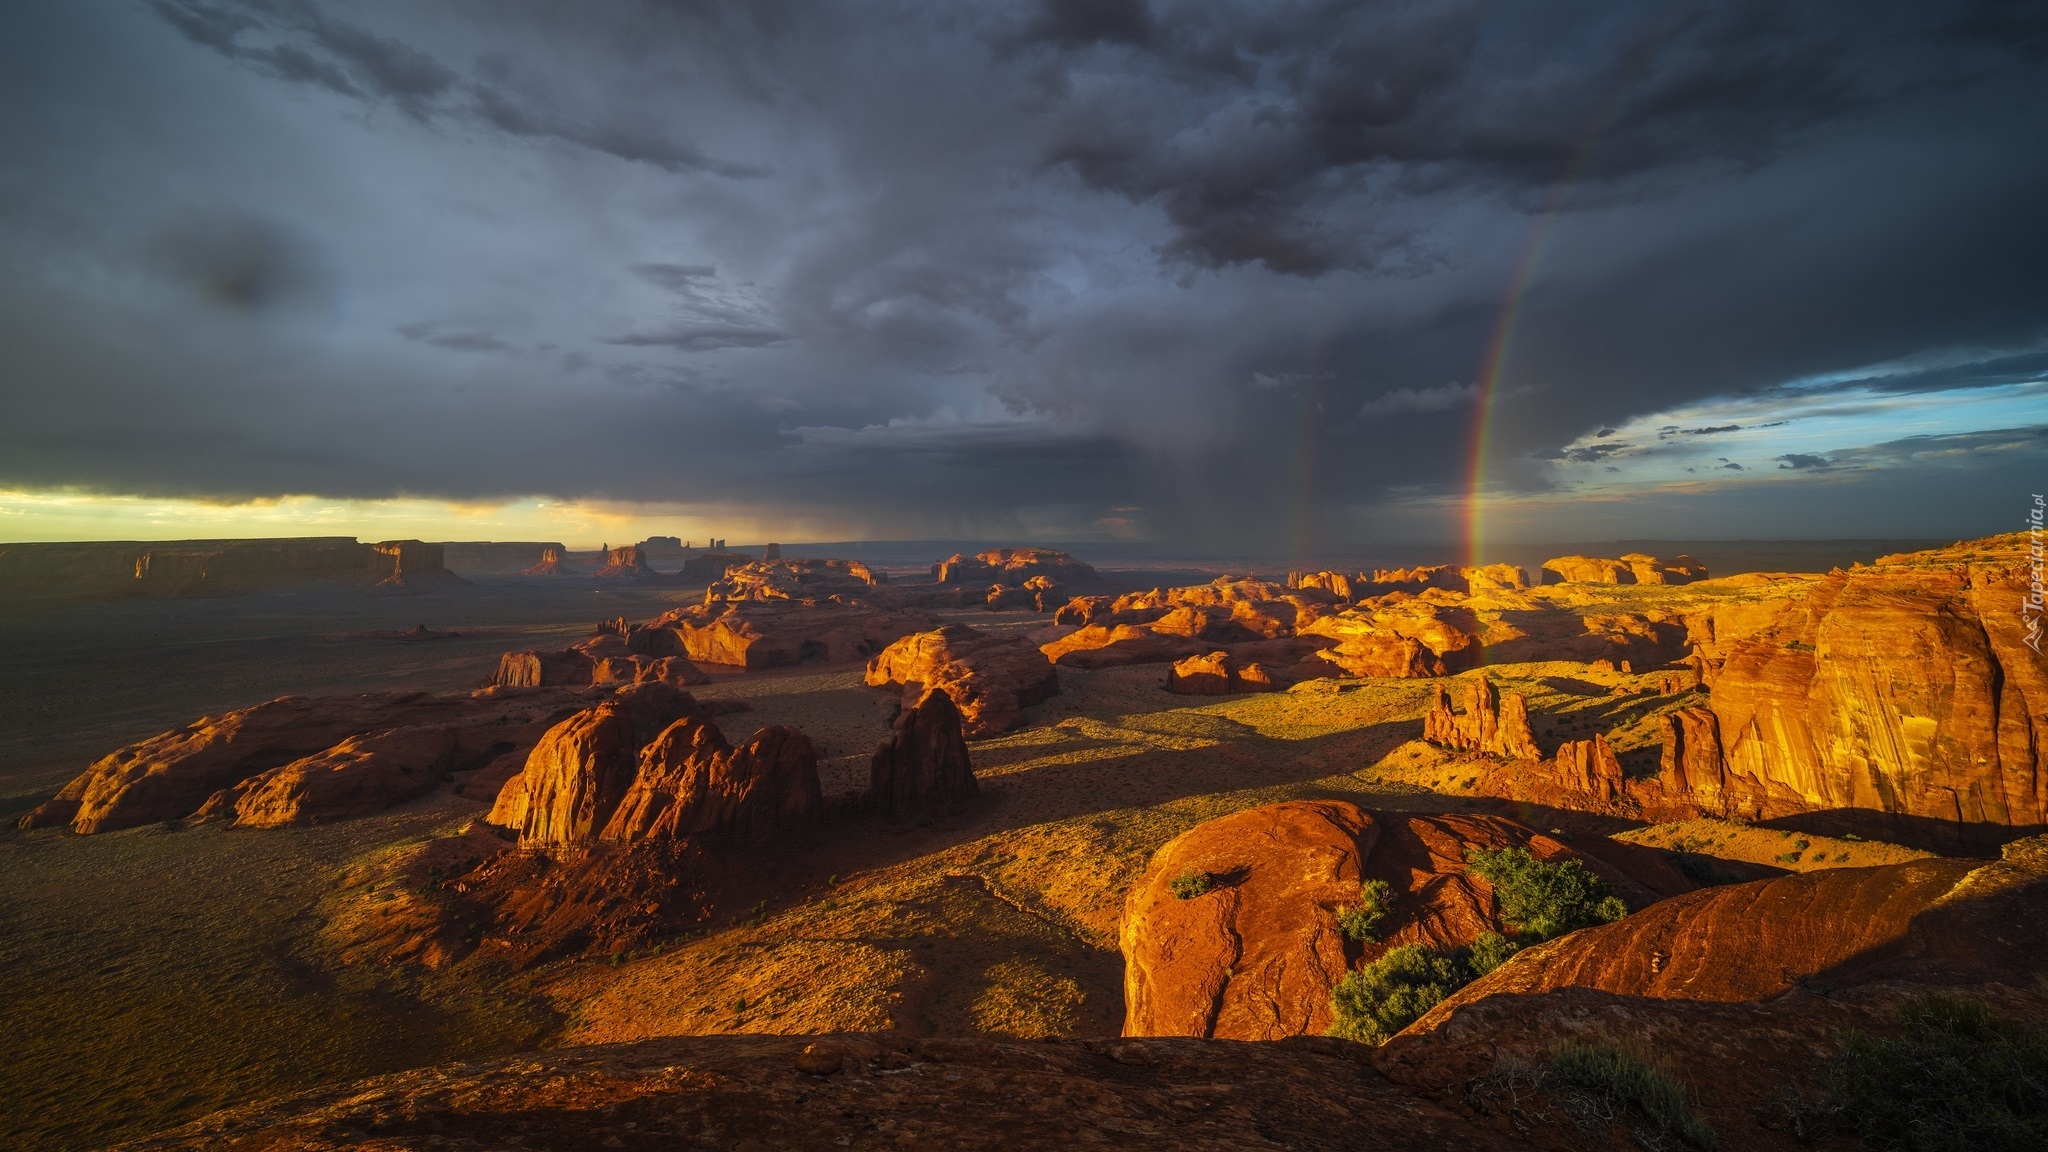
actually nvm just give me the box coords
[1550,1042,1718,1149]
[1831,994,2048,1151]
[1463,930,1520,977]
[1335,879,1396,941]
[1466,846,1628,941]
[1169,870,1214,900]
[1327,944,1465,1045]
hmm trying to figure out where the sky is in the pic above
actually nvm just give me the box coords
[0,0,2043,557]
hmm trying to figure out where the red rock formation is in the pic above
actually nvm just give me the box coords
[20,689,593,834]
[1421,676,1539,759]
[869,688,977,817]
[1373,840,2048,1151]
[1459,563,1528,594]
[1539,555,1635,584]
[707,558,883,602]
[520,545,572,576]
[601,718,822,840]
[1165,650,1288,694]
[1539,553,1707,585]
[485,704,646,845]
[1547,734,1624,802]
[932,547,1096,587]
[1120,801,1691,1040]
[369,540,466,592]
[592,545,656,579]
[484,684,706,846]
[1698,536,2046,834]
[200,726,458,828]
[1039,624,1208,669]
[1395,842,2048,1024]
[1303,603,1481,678]
[865,625,1060,737]
[1288,570,1355,601]
[652,600,942,669]
[0,536,467,601]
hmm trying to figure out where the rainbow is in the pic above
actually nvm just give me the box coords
[1460,15,1679,570]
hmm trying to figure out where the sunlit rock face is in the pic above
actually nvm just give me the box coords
[866,624,1059,737]
[1118,801,1691,1041]
[602,719,823,841]
[1421,675,1538,760]
[1703,536,2047,830]
[1539,553,1706,585]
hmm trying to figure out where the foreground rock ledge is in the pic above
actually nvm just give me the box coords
[120,1033,1528,1152]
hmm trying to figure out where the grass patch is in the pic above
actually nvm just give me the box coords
[1550,1042,1718,1150]
[1831,994,2048,1151]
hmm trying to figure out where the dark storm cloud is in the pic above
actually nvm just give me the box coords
[1,0,2045,547]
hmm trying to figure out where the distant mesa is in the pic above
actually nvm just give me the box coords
[0,536,466,601]
[592,544,657,579]
[1539,552,1707,585]
[520,544,575,576]
[933,547,1096,588]
[866,624,1060,737]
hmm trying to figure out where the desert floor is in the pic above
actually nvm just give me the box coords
[0,557,1950,1151]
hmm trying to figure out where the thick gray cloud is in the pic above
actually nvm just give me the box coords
[0,0,2043,549]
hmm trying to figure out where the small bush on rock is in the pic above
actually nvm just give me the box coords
[1327,944,1465,1045]
[1169,870,1214,900]
[1463,930,1520,977]
[1466,846,1627,941]
[1335,879,1395,942]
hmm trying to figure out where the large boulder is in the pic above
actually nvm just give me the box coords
[869,688,977,817]
[865,624,1059,737]
[601,718,822,840]
[1119,801,1690,1040]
